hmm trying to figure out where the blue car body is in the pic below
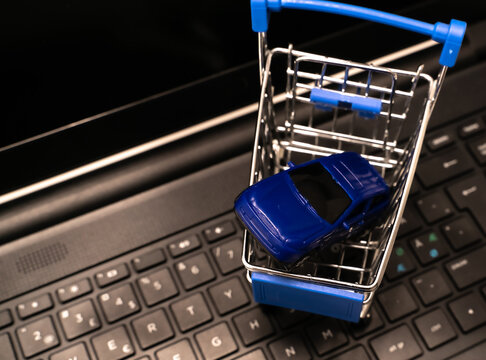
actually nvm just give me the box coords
[235,152,390,263]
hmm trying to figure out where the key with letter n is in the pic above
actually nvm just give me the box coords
[269,334,311,359]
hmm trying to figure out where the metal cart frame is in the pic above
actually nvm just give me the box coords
[242,0,466,322]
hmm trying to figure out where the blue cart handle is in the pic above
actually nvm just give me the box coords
[251,0,466,67]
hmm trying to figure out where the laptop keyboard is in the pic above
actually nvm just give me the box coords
[1,116,486,360]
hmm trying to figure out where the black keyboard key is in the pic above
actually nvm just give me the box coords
[203,221,236,243]
[386,243,416,280]
[449,292,486,332]
[410,179,421,196]
[397,208,421,238]
[331,346,370,360]
[59,300,101,339]
[170,293,212,332]
[404,264,442,303]
[91,326,134,360]
[370,325,422,360]
[233,307,275,346]
[468,136,486,165]
[211,238,243,274]
[168,235,201,258]
[447,175,486,233]
[417,148,473,188]
[411,269,452,305]
[98,284,140,323]
[416,192,454,223]
[445,246,486,289]
[271,307,310,329]
[349,306,384,339]
[137,268,179,306]
[95,263,130,288]
[0,333,17,360]
[427,131,454,151]
[17,316,60,358]
[306,318,348,356]
[131,309,174,350]
[235,348,267,360]
[175,253,215,290]
[57,278,92,303]
[449,340,486,359]
[269,333,311,360]
[50,343,90,360]
[378,284,418,322]
[409,231,449,265]
[459,118,485,138]
[0,309,13,329]
[155,339,197,360]
[132,249,166,272]
[442,215,482,250]
[17,293,53,319]
[195,322,238,360]
[414,308,456,349]
[208,277,250,315]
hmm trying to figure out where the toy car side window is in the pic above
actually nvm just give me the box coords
[289,162,351,224]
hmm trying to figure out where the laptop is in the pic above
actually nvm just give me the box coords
[1,0,486,359]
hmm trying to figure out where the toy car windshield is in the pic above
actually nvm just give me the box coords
[289,162,351,224]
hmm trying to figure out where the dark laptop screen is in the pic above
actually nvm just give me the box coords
[1,0,423,148]
[0,0,469,197]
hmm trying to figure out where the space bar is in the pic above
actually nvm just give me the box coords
[449,340,486,359]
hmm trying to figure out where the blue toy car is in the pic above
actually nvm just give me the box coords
[235,152,390,263]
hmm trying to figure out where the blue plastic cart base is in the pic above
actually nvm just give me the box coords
[251,272,364,323]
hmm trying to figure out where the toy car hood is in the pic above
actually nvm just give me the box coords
[237,172,325,251]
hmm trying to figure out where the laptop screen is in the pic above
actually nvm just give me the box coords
[3,0,430,146]
[0,0,469,197]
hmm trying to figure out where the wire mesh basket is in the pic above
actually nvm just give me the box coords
[241,0,466,322]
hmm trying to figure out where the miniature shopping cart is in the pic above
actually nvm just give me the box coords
[242,0,466,322]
